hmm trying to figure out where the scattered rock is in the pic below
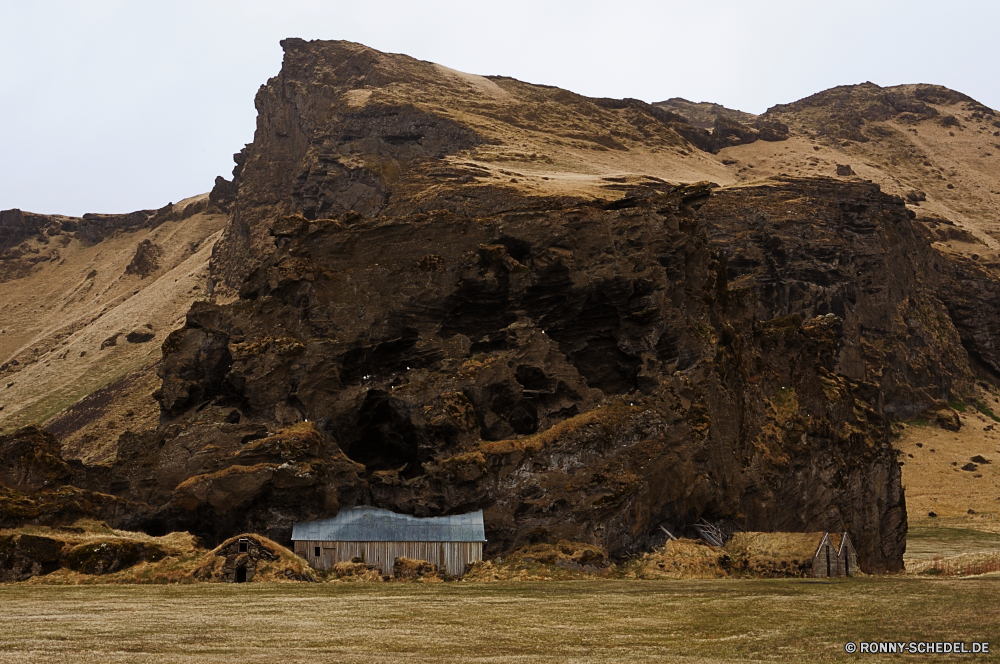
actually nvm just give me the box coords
[124,239,162,279]
[836,164,855,176]
[961,463,978,471]
[905,189,927,203]
[100,333,120,350]
[971,455,991,464]
[932,407,962,432]
[968,509,977,515]
[928,511,938,518]
[125,330,155,344]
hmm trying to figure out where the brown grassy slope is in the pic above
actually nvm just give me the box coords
[0,195,227,455]
[432,72,736,197]
[436,75,999,269]
[894,389,1000,566]
[276,41,737,202]
[710,84,1000,264]
[44,362,161,464]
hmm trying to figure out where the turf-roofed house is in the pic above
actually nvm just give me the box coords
[724,531,858,578]
[292,506,487,577]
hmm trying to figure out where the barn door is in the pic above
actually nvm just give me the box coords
[826,547,831,577]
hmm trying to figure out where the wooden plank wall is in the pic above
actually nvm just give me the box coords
[295,541,483,577]
[838,541,857,577]
[812,538,856,578]
[812,541,837,578]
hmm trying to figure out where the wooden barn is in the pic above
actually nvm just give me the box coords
[723,531,857,578]
[292,506,486,577]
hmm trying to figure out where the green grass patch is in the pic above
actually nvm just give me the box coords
[947,398,967,413]
[976,401,1000,422]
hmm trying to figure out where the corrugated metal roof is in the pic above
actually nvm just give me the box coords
[291,506,486,542]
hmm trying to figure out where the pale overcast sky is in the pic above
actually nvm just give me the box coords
[2,0,998,216]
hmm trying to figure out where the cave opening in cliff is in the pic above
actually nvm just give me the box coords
[495,236,532,265]
[440,278,518,340]
[345,389,424,478]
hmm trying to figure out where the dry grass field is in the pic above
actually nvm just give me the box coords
[0,579,997,663]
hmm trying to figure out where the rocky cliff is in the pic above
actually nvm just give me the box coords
[5,39,1000,575]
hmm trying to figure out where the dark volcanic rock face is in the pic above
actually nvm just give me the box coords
[208,39,723,288]
[0,426,143,530]
[212,39,484,287]
[701,178,972,419]
[100,179,947,572]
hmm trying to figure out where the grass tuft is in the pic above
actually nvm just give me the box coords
[976,400,1000,422]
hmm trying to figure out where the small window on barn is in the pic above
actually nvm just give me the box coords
[314,546,321,557]
[238,539,248,553]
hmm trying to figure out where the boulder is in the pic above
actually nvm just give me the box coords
[125,329,155,344]
[124,239,162,278]
[932,407,962,432]
[0,426,74,494]
[0,534,63,582]
[64,540,165,575]
[100,333,120,350]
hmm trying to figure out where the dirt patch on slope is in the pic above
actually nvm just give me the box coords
[0,199,227,461]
